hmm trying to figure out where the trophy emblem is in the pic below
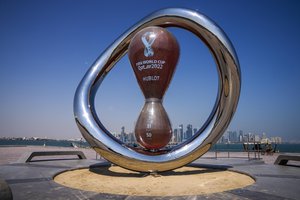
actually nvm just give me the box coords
[141,31,156,57]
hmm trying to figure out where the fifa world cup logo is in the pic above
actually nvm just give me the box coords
[141,32,156,57]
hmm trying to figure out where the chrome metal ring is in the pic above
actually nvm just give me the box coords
[74,8,241,172]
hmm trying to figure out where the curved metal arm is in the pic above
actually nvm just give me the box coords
[74,8,241,172]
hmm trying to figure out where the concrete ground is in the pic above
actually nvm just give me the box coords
[0,146,281,165]
[0,146,299,199]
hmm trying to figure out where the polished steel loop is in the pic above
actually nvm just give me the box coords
[74,8,241,172]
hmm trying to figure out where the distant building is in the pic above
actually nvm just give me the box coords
[220,135,225,143]
[239,130,243,142]
[113,132,121,140]
[127,132,136,144]
[179,124,183,142]
[193,128,198,136]
[248,133,255,142]
[242,134,248,142]
[173,128,179,143]
[228,131,238,143]
[219,131,229,143]
[121,126,126,143]
[214,130,283,144]
[270,137,282,144]
[254,134,260,142]
[186,124,193,139]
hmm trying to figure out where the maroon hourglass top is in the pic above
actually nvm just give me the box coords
[128,26,179,100]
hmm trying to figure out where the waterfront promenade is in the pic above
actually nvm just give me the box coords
[0,145,299,199]
[0,145,280,165]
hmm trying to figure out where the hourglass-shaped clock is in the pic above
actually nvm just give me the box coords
[75,8,241,172]
[128,26,179,150]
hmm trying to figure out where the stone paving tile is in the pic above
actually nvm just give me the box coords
[0,147,299,199]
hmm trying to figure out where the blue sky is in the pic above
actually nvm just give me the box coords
[0,0,299,141]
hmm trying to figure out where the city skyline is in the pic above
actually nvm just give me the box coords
[0,124,284,144]
[109,125,283,145]
[0,1,300,142]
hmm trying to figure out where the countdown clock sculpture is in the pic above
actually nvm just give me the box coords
[74,8,241,172]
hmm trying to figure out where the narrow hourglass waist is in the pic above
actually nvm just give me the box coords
[145,98,162,103]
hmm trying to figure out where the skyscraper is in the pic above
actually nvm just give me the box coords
[239,130,243,142]
[186,124,193,139]
[193,128,198,136]
[128,132,136,144]
[173,128,178,143]
[179,124,183,142]
[228,131,238,143]
[121,126,126,143]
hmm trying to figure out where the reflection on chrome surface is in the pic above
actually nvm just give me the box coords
[74,8,241,172]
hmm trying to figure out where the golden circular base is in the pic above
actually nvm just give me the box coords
[54,165,254,196]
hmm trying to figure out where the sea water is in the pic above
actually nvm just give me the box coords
[0,139,300,153]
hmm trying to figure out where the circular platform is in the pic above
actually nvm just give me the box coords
[54,165,255,196]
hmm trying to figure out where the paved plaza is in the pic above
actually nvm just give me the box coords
[0,146,299,199]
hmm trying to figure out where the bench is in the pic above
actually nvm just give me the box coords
[274,154,300,165]
[17,151,86,163]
